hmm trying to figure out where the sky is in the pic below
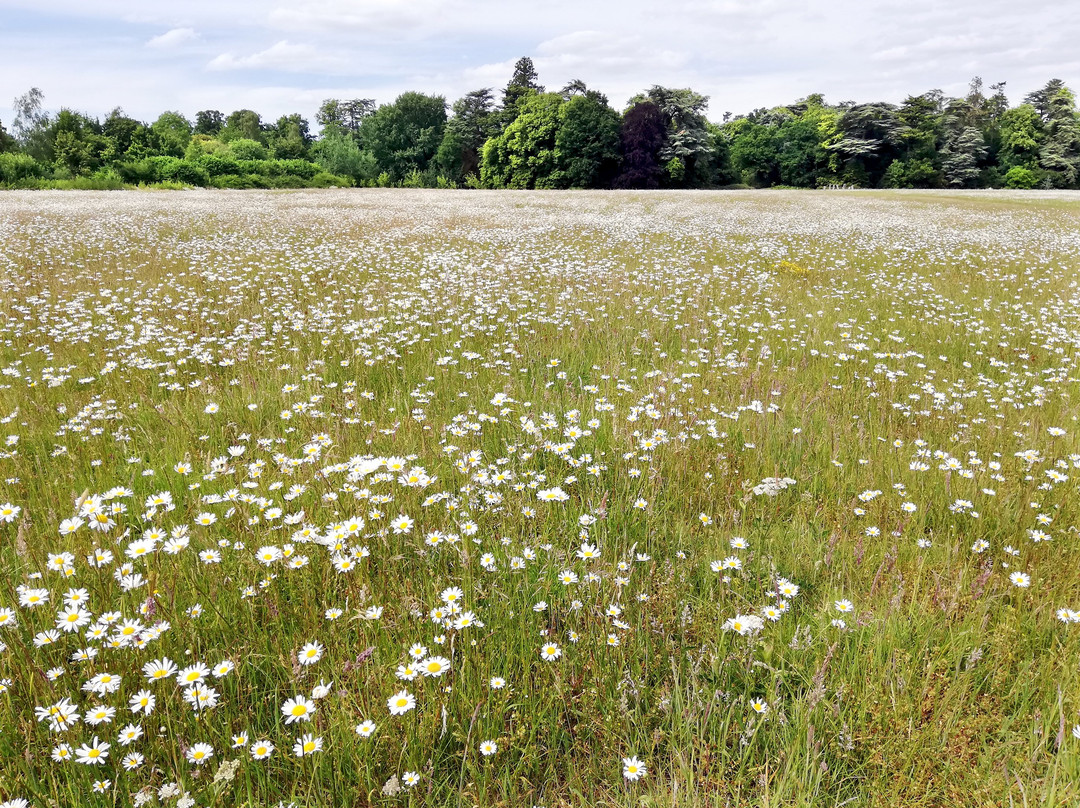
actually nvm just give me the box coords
[2,0,1079,126]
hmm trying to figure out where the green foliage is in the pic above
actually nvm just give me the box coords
[400,168,425,188]
[185,134,229,160]
[1004,165,1040,188]
[102,108,143,162]
[168,161,209,186]
[942,126,988,188]
[266,114,312,159]
[0,152,47,184]
[309,171,353,188]
[150,111,192,157]
[46,109,108,176]
[209,173,267,189]
[644,86,713,185]
[882,158,939,188]
[221,109,265,143]
[500,56,544,126]
[12,87,50,161]
[728,117,778,187]
[725,100,837,188]
[311,130,378,183]
[438,89,498,182]
[198,154,242,177]
[480,92,564,189]
[360,92,447,182]
[1026,80,1080,188]
[897,93,943,163]
[434,126,464,181]
[665,156,685,182]
[316,98,374,138]
[194,110,225,136]
[554,93,621,188]
[827,103,906,186]
[4,74,1080,191]
[0,118,18,154]
[998,105,1042,170]
[228,138,269,161]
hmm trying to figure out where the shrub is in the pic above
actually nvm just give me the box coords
[268,174,307,189]
[237,159,279,177]
[169,162,210,187]
[310,172,353,188]
[199,155,242,177]
[0,153,48,185]
[209,173,267,189]
[115,160,159,184]
[228,139,269,161]
[1004,166,1039,189]
[400,169,424,188]
[276,159,320,180]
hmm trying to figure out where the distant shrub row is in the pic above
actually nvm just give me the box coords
[0,152,355,190]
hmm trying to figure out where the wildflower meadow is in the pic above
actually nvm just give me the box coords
[0,188,1078,807]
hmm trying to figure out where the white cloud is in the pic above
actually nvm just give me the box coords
[535,31,688,73]
[267,0,444,33]
[145,27,198,49]
[1,0,1078,123]
[207,40,348,73]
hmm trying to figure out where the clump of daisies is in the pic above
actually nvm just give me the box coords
[752,476,797,496]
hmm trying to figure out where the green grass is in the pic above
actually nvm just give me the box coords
[0,188,1078,807]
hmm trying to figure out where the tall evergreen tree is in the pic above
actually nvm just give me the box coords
[437,89,497,181]
[1027,79,1080,187]
[498,57,544,129]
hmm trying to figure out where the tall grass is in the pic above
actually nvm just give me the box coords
[0,189,1077,807]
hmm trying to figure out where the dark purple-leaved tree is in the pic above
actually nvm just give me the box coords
[614,101,666,188]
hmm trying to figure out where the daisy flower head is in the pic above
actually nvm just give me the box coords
[293,733,323,757]
[281,695,316,724]
[1010,571,1031,588]
[387,690,416,716]
[76,736,110,766]
[186,742,213,766]
[420,656,450,677]
[298,641,324,666]
[623,756,647,781]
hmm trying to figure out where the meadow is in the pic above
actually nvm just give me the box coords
[0,188,1078,807]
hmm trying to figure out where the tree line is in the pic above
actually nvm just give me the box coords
[2,59,1078,190]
